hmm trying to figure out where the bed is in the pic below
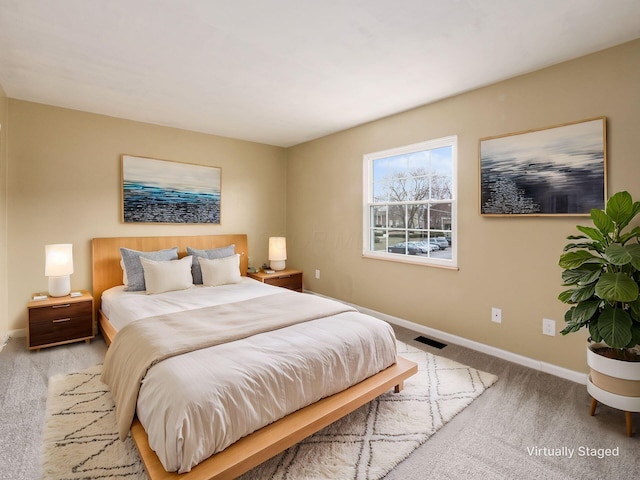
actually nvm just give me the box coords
[92,234,417,480]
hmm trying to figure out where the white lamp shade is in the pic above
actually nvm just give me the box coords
[46,244,73,297]
[45,244,74,276]
[268,237,287,261]
[268,237,287,271]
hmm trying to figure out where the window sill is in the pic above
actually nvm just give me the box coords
[362,252,459,270]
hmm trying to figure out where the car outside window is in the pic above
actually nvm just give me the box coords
[363,136,457,268]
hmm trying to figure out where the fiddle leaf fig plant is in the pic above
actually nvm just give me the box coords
[559,191,640,350]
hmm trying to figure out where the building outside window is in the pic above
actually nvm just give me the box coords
[363,135,457,268]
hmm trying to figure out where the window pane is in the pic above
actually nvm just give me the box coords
[370,229,387,252]
[431,146,453,174]
[408,204,429,229]
[370,205,388,228]
[388,204,405,228]
[430,146,453,200]
[429,232,452,260]
[430,202,452,231]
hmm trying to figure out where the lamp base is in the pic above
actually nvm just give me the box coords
[270,260,286,271]
[48,275,71,297]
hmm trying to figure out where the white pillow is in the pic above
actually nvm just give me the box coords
[200,254,242,287]
[120,246,179,291]
[139,256,194,294]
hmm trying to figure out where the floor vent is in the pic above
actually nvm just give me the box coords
[414,335,447,349]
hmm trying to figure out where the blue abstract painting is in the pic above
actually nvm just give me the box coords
[480,117,605,216]
[122,155,221,223]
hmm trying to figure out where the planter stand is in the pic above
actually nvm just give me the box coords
[589,399,633,436]
[587,377,640,437]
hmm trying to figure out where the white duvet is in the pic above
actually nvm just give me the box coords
[102,279,397,473]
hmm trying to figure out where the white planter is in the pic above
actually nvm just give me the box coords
[587,343,640,381]
[587,342,640,413]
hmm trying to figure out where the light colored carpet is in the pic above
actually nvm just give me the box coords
[42,341,497,479]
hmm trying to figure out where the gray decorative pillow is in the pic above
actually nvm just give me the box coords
[187,244,235,284]
[120,247,179,291]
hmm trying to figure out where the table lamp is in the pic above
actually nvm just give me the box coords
[268,237,287,271]
[45,243,74,297]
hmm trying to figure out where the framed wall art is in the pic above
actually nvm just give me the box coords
[479,117,606,216]
[122,155,221,224]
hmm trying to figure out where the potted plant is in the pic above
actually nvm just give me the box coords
[559,191,640,433]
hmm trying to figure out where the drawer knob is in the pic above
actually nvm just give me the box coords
[52,304,71,309]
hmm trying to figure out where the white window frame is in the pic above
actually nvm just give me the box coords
[362,135,458,269]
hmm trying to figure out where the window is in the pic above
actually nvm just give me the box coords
[363,136,457,268]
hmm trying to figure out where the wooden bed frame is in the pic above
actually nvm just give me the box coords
[92,234,250,345]
[91,234,418,480]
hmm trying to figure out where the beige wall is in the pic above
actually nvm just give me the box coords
[0,84,8,338]
[286,39,640,373]
[6,101,287,333]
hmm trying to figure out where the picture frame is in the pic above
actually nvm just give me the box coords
[479,117,606,216]
[121,155,221,224]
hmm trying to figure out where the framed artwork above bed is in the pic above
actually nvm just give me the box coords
[122,155,221,224]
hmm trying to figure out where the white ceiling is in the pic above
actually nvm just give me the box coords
[1,1,639,147]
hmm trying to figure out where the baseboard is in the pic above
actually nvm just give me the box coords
[306,290,587,385]
[9,328,26,338]
[1,328,26,352]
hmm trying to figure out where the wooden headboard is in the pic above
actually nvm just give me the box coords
[91,234,248,314]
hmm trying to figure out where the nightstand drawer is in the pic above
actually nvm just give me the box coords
[29,314,93,348]
[29,301,91,324]
[264,272,303,290]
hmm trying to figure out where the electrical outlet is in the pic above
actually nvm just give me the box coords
[491,307,502,324]
[543,318,556,336]
[315,269,320,279]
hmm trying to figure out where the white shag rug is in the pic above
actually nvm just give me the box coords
[43,341,497,479]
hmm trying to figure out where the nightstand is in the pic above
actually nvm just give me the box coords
[247,269,303,292]
[27,290,95,351]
